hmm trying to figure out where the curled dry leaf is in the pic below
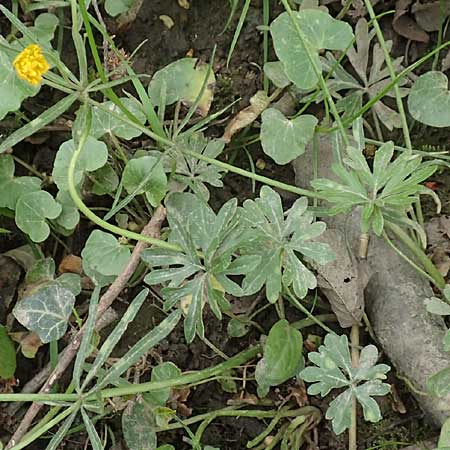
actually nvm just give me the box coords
[58,254,83,275]
[10,331,43,359]
[430,248,450,277]
[412,1,450,32]
[222,91,271,143]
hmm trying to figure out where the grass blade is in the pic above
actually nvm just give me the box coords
[96,309,181,390]
[0,93,78,153]
[82,289,148,390]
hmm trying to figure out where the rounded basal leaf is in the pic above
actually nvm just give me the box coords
[148,58,216,116]
[270,10,354,90]
[90,98,147,139]
[408,72,450,127]
[81,230,131,277]
[261,109,318,165]
[0,155,41,210]
[144,362,181,406]
[53,190,80,232]
[15,191,62,242]
[13,284,75,343]
[0,325,16,379]
[0,48,40,121]
[255,319,303,391]
[52,137,108,191]
[122,155,167,207]
[263,61,291,89]
[30,13,59,44]
[427,367,450,397]
[122,398,157,450]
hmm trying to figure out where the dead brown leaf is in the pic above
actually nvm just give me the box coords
[10,332,43,359]
[58,254,83,275]
[393,0,429,43]
[431,247,450,277]
[222,91,271,143]
[412,1,450,32]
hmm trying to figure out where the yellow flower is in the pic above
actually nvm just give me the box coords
[13,44,50,85]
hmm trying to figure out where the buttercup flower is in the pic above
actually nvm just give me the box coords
[13,44,50,85]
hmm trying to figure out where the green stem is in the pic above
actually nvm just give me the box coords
[8,402,80,450]
[364,0,411,151]
[262,0,270,93]
[67,106,180,251]
[385,221,445,290]
[99,345,260,399]
[280,0,349,147]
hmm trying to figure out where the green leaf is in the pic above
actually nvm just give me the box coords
[144,362,181,406]
[82,289,148,390]
[0,93,78,153]
[90,98,146,139]
[148,58,215,115]
[427,367,450,397]
[0,43,40,121]
[13,284,75,343]
[105,0,133,17]
[0,155,41,210]
[15,191,62,242]
[53,190,80,232]
[122,155,167,207]
[122,396,157,450]
[301,333,390,434]
[425,297,450,316]
[408,72,450,128]
[52,137,108,191]
[260,109,317,165]
[270,10,354,90]
[25,257,55,285]
[255,319,303,392]
[99,310,181,389]
[241,187,333,301]
[264,61,291,89]
[438,417,450,448]
[30,13,59,43]
[81,230,131,277]
[0,325,16,379]
[90,165,119,195]
[227,318,249,338]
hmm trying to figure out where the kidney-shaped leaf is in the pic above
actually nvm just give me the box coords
[13,284,75,343]
[52,137,109,191]
[148,58,215,116]
[261,108,317,164]
[271,10,354,90]
[408,71,450,128]
[122,155,167,207]
[90,98,147,140]
[255,319,303,393]
[81,230,131,277]
[15,191,62,242]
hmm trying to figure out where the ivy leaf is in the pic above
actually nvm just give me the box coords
[260,108,317,165]
[13,284,75,343]
[90,98,147,139]
[122,397,157,450]
[270,10,354,90]
[255,319,303,395]
[122,155,167,207]
[408,71,450,128]
[300,333,390,434]
[15,191,62,242]
[264,61,291,89]
[81,230,131,277]
[0,155,41,210]
[148,58,216,116]
[240,186,334,302]
[52,137,108,191]
[0,325,16,379]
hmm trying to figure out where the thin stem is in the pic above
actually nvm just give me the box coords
[67,106,180,251]
[349,325,359,450]
[280,0,349,147]
[262,0,270,93]
[99,345,260,399]
[384,222,445,290]
[363,0,411,151]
